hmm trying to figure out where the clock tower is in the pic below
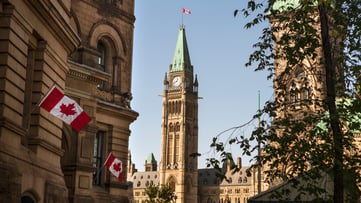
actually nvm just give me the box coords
[159,25,199,203]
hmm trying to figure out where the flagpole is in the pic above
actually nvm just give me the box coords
[257,90,261,194]
[181,11,184,26]
[181,7,191,27]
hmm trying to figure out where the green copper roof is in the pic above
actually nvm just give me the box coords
[170,25,192,73]
[272,0,333,12]
[146,153,156,164]
[272,0,301,11]
[315,98,361,134]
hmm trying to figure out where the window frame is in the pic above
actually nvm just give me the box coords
[93,131,106,186]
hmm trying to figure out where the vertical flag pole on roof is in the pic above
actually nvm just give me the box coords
[181,8,183,26]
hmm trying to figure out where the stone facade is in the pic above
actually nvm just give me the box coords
[128,155,266,203]
[0,0,137,202]
[127,26,267,203]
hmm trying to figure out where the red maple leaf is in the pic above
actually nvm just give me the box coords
[113,162,121,172]
[60,103,77,116]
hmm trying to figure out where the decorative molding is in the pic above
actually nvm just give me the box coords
[0,117,27,137]
[82,0,135,25]
[67,69,106,84]
[27,137,64,157]
[79,175,90,189]
[26,0,80,54]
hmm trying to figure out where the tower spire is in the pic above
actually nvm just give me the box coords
[170,26,192,73]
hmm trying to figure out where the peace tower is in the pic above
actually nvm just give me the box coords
[159,25,199,203]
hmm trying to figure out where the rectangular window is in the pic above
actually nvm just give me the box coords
[93,131,105,185]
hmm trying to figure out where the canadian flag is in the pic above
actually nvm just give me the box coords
[39,86,91,132]
[182,7,191,15]
[104,152,123,182]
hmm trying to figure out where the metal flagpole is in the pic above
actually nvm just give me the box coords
[181,10,184,26]
[257,90,262,194]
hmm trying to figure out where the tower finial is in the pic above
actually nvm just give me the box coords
[164,72,169,91]
[194,74,198,87]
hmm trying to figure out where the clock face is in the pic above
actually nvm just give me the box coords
[172,76,181,87]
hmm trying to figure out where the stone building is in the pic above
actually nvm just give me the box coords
[197,158,264,203]
[250,0,361,202]
[128,153,265,203]
[127,26,267,203]
[128,153,159,203]
[0,0,138,202]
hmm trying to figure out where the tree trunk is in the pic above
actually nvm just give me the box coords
[318,4,344,203]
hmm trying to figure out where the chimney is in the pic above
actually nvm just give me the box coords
[237,157,242,169]
[226,158,232,172]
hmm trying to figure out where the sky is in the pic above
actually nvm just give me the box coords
[129,1,274,171]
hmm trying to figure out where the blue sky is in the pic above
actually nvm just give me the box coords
[130,1,273,170]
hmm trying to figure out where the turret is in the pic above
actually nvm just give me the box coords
[164,72,169,91]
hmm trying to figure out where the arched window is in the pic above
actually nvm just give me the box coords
[302,87,310,100]
[97,41,107,89]
[97,42,106,72]
[295,68,306,80]
[289,83,300,103]
[21,195,36,203]
[168,176,176,192]
[169,123,174,132]
[175,123,180,131]
[290,90,297,103]
[96,38,120,91]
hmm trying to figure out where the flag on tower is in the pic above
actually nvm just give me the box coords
[104,152,123,182]
[182,7,191,14]
[39,85,91,132]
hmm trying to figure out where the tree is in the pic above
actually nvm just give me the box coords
[208,1,361,202]
[144,183,177,203]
